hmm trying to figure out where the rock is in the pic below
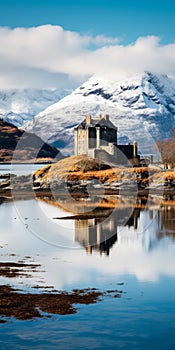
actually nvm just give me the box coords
[0,179,11,189]
[0,173,11,179]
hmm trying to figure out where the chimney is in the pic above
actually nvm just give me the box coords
[86,114,91,124]
[104,114,109,122]
[133,141,137,158]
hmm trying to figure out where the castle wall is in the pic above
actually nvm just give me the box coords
[74,128,89,155]
[117,144,137,164]
[101,143,116,155]
[93,145,138,165]
[88,149,96,158]
[93,149,116,163]
[88,127,96,149]
[100,127,117,145]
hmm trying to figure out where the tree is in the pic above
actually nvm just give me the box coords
[157,134,175,169]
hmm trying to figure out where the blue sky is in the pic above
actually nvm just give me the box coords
[0,0,175,88]
[0,0,175,44]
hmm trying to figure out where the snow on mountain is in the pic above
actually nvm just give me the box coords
[24,72,175,156]
[0,88,71,128]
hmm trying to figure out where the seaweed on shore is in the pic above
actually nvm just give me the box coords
[0,284,125,322]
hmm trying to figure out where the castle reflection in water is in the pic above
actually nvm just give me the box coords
[75,205,175,255]
[75,207,140,255]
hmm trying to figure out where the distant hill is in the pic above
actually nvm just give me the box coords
[0,119,61,163]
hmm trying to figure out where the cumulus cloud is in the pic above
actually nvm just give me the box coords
[0,24,175,88]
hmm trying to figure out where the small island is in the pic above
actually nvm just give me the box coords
[0,114,175,204]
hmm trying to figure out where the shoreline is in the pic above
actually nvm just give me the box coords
[1,187,175,218]
[0,186,175,198]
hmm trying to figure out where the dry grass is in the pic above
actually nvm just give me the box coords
[163,171,175,181]
[34,155,124,182]
[34,155,175,185]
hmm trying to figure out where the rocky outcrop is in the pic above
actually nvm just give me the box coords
[0,155,175,199]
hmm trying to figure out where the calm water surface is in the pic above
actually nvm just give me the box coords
[0,163,48,175]
[0,175,175,349]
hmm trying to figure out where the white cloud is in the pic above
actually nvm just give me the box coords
[0,25,175,88]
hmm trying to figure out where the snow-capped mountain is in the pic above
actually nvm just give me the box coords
[0,88,71,128]
[24,72,175,156]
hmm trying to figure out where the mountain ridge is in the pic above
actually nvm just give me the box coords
[0,88,71,128]
[24,72,175,156]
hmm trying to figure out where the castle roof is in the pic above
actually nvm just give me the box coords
[75,114,117,130]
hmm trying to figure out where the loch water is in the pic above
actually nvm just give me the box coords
[0,166,175,349]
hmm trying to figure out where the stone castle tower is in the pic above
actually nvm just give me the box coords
[74,114,138,164]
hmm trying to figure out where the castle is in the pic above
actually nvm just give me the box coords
[74,114,139,164]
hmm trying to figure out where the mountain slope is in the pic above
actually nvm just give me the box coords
[0,119,61,163]
[0,88,71,128]
[24,72,175,155]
